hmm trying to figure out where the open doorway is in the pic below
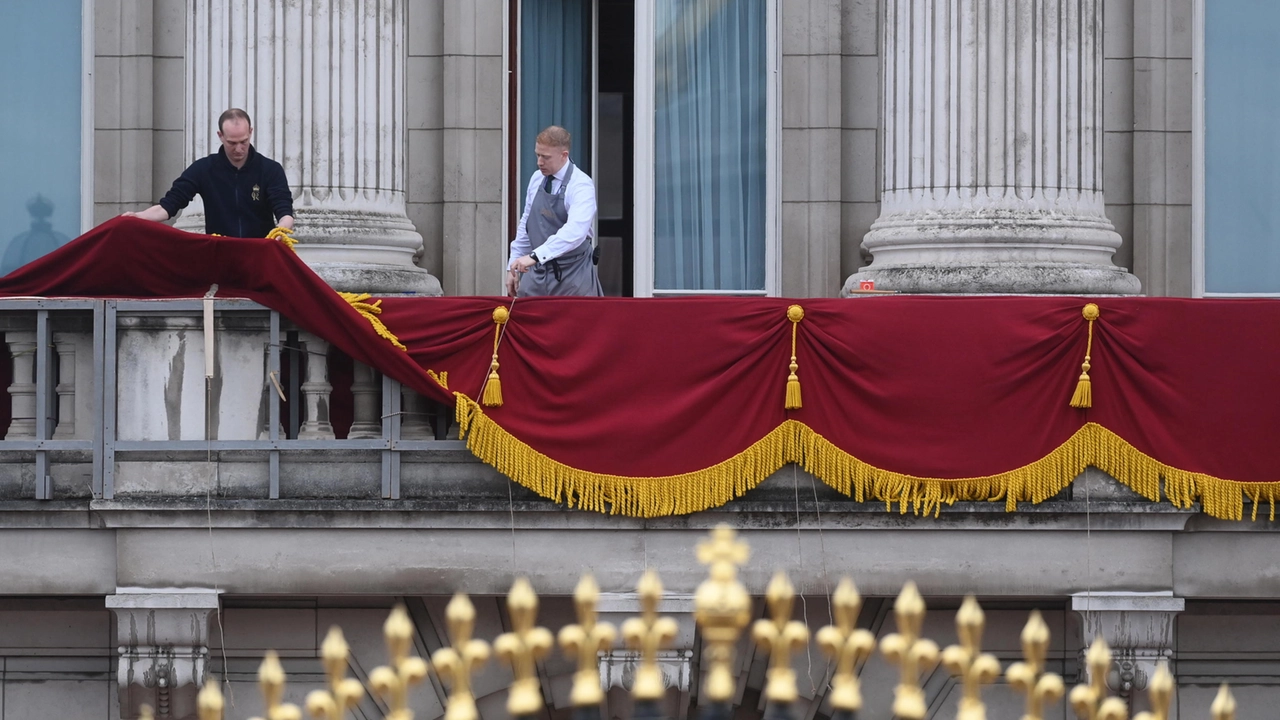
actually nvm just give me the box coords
[512,0,635,297]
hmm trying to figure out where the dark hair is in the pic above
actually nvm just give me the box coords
[536,126,572,151]
[218,108,253,133]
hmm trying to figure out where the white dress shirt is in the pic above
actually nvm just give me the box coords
[508,160,597,269]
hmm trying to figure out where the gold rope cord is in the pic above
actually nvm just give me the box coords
[455,394,1280,521]
[337,292,407,352]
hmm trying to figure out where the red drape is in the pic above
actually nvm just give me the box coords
[4,218,1279,517]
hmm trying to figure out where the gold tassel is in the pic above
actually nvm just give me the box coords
[483,306,510,407]
[785,305,804,410]
[337,292,407,351]
[1070,303,1100,408]
[266,226,298,252]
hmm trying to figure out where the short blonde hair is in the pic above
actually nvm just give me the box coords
[536,126,572,151]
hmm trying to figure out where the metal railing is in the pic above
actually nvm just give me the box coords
[0,298,459,501]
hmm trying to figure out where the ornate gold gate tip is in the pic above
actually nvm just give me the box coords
[433,593,491,720]
[751,572,810,704]
[560,573,618,706]
[1007,611,1065,720]
[1069,638,1129,720]
[694,524,752,704]
[305,626,365,720]
[620,569,677,702]
[1211,684,1236,720]
[369,605,429,720]
[816,577,876,712]
[250,650,302,720]
[495,577,555,717]
[881,581,940,720]
[197,677,225,720]
[942,595,1001,720]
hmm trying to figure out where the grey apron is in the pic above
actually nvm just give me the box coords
[518,163,603,297]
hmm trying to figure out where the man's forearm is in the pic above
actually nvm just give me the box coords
[122,205,172,222]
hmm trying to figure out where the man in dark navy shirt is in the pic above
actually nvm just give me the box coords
[124,109,295,238]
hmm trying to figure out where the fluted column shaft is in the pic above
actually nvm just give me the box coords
[846,0,1140,294]
[183,0,441,294]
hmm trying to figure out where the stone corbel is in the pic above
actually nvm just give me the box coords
[106,588,222,720]
[1071,591,1184,701]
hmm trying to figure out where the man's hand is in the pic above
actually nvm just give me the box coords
[511,255,537,273]
[120,205,171,223]
[505,269,519,297]
[277,215,295,231]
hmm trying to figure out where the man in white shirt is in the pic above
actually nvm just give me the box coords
[506,126,602,297]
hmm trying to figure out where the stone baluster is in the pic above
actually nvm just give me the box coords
[52,333,76,439]
[348,361,382,439]
[400,388,434,440]
[297,332,335,440]
[5,331,37,440]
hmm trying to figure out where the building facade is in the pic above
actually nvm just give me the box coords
[0,1,1279,719]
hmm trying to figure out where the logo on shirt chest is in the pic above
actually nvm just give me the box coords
[252,184,260,202]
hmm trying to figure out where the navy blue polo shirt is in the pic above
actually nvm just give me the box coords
[158,145,295,238]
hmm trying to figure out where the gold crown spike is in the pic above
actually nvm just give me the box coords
[1133,663,1173,720]
[249,651,303,720]
[1007,611,1065,720]
[619,570,676,702]
[941,595,1003,720]
[494,577,555,717]
[197,678,226,720]
[1068,638,1129,720]
[815,577,877,712]
[432,594,492,720]
[560,574,617,705]
[305,627,365,720]
[880,582,941,720]
[693,524,753,704]
[369,605,430,720]
[751,572,811,704]
[1211,684,1236,720]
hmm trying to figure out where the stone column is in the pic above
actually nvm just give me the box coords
[844,0,1141,295]
[106,588,221,720]
[182,0,442,295]
[5,332,37,440]
[1072,592,1183,713]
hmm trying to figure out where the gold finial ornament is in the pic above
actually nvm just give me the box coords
[305,627,365,720]
[250,651,303,720]
[560,575,618,705]
[816,577,877,712]
[751,572,811,704]
[941,595,1002,720]
[197,678,226,720]
[1068,638,1129,720]
[880,582,941,720]
[139,705,155,720]
[620,570,677,701]
[369,605,431,720]
[1134,663,1173,720]
[433,594,492,720]
[1211,684,1236,720]
[693,524,753,703]
[1007,611,1066,720]
[494,577,555,716]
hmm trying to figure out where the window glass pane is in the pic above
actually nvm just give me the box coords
[1205,0,1280,293]
[520,0,592,200]
[0,0,82,276]
[653,0,766,292]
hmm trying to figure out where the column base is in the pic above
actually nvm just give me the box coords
[842,262,1142,296]
[305,261,443,296]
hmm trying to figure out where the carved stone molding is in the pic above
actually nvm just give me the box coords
[1072,591,1184,700]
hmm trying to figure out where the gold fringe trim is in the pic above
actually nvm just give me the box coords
[454,398,1280,521]
[266,226,298,252]
[426,369,449,390]
[337,292,407,351]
